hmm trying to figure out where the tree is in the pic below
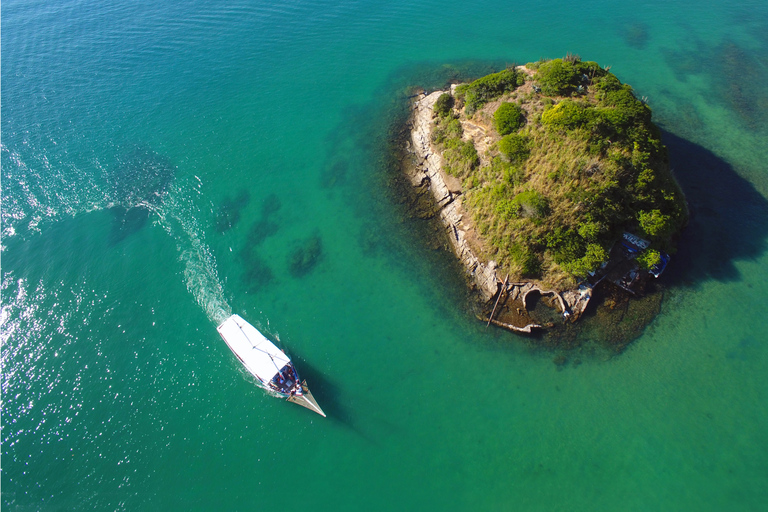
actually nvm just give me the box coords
[638,209,673,238]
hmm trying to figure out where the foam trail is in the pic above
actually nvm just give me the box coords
[2,142,232,325]
[152,180,231,325]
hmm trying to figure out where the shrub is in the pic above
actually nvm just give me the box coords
[536,59,579,96]
[577,220,604,242]
[535,57,607,97]
[434,93,454,117]
[494,103,526,135]
[573,60,604,78]
[546,227,584,264]
[489,156,525,185]
[513,189,549,219]
[455,68,522,114]
[498,133,530,163]
[547,226,608,277]
[510,243,541,277]
[432,117,462,145]
[592,71,623,94]
[442,138,479,177]
[597,87,652,133]
[541,100,592,130]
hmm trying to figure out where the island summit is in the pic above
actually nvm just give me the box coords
[403,55,688,336]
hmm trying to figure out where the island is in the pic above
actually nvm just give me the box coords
[402,55,688,343]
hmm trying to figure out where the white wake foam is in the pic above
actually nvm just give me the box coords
[151,179,232,325]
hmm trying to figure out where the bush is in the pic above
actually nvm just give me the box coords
[513,189,549,219]
[455,68,522,114]
[541,100,592,130]
[547,226,608,276]
[434,93,454,117]
[577,220,604,242]
[494,103,526,135]
[442,138,479,177]
[546,227,584,264]
[536,59,579,96]
[597,87,651,132]
[535,57,607,97]
[432,117,462,145]
[488,156,524,185]
[498,133,530,163]
[490,186,548,220]
[512,244,541,277]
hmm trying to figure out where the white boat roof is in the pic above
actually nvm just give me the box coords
[217,314,290,384]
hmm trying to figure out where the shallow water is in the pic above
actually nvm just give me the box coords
[3,0,768,510]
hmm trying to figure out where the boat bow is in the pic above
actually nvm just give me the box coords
[287,380,326,417]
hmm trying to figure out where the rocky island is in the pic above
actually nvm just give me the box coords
[402,55,688,343]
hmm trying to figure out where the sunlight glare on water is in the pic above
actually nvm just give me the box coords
[2,0,767,510]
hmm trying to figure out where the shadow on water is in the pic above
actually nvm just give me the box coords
[288,352,380,442]
[662,130,768,286]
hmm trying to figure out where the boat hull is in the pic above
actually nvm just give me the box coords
[216,314,326,417]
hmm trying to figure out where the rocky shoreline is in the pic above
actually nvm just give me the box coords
[405,89,592,333]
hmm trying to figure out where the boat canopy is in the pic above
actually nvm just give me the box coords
[217,314,290,384]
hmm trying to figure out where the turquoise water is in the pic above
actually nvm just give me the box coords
[3,0,768,510]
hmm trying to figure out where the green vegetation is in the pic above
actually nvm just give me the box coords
[494,103,526,135]
[442,138,479,176]
[433,56,687,289]
[534,55,604,96]
[434,93,454,117]
[498,133,530,163]
[541,100,591,129]
[431,116,479,177]
[637,209,675,239]
[454,68,525,115]
[636,249,662,270]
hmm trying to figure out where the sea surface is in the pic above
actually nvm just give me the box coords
[2,0,768,510]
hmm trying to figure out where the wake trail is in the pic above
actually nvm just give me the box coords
[152,179,231,325]
[2,141,232,326]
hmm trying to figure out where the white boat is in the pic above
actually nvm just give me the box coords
[216,314,326,417]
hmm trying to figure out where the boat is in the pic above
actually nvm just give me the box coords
[216,314,326,417]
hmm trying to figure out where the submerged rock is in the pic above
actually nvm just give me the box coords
[288,234,323,278]
[109,146,175,244]
[216,190,250,233]
[238,194,282,291]
[111,146,175,210]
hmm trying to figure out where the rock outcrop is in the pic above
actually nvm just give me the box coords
[409,90,499,300]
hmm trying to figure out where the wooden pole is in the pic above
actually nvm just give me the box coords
[487,274,509,328]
